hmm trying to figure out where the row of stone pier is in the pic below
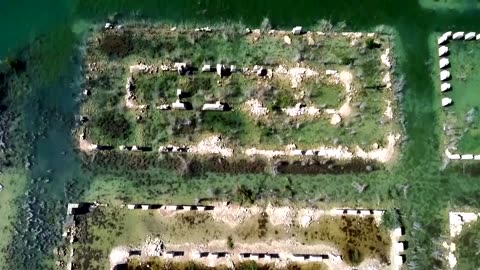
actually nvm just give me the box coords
[438,31,480,161]
[141,250,334,262]
[122,204,215,211]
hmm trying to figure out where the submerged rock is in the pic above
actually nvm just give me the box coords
[465,108,476,124]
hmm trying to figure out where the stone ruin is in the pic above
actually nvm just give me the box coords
[437,31,480,162]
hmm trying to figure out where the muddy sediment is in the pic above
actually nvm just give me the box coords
[274,158,380,175]
[82,151,267,176]
[127,259,328,270]
[82,151,379,175]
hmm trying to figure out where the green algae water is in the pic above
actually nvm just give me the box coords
[2,0,480,269]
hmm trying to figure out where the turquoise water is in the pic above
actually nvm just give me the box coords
[2,0,480,269]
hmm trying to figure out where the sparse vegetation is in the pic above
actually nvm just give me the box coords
[381,208,401,229]
[260,18,272,33]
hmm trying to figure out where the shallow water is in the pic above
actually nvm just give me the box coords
[2,0,480,269]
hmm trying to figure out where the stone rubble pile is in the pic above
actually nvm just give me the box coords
[282,103,320,117]
[244,99,269,116]
[188,136,233,157]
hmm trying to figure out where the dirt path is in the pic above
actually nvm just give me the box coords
[338,70,354,118]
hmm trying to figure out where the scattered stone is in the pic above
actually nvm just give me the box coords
[441,82,451,92]
[442,97,453,107]
[453,32,464,40]
[172,100,186,110]
[55,260,64,267]
[256,67,267,76]
[216,63,226,77]
[439,46,449,57]
[202,101,225,111]
[440,70,451,81]
[330,114,342,125]
[244,99,269,116]
[282,103,320,117]
[307,35,315,46]
[438,35,448,45]
[283,35,292,45]
[326,70,338,75]
[188,135,233,157]
[380,48,392,68]
[129,64,150,74]
[292,26,303,35]
[439,58,449,69]
[157,104,170,110]
[359,102,367,111]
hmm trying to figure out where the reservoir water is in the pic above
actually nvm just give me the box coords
[1,0,480,269]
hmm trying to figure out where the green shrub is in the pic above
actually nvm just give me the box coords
[4,57,26,73]
[99,32,133,57]
[381,209,400,229]
[260,18,272,33]
[365,37,381,49]
[227,235,234,249]
[95,110,131,140]
[346,247,364,266]
[201,111,246,136]
[234,185,255,204]
[273,90,296,108]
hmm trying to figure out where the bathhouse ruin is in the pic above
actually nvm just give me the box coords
[60,202,406,270]
[78,23,402,170]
